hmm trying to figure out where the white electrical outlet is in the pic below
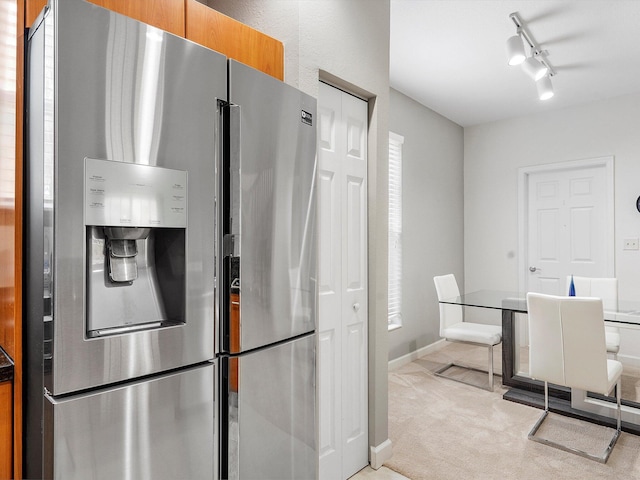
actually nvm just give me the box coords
[623,238,639,250]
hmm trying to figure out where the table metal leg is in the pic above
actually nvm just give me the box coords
[502,309,515,387]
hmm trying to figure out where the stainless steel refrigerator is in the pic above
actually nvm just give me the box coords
[25,2,318,479]
[218,60,318,480]
[24,0,225,478]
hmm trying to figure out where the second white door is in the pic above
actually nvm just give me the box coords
[525,158,614,294]
[317,82,368,480]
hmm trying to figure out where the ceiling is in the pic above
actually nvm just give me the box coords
[390,0,640,127]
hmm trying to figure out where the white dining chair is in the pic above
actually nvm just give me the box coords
[567,276,620,359]
[527,292,622,463]
[433,274,502,391]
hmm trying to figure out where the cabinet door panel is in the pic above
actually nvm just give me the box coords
[185,0,284,81]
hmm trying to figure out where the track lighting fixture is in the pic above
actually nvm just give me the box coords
[506,33,525,66]
[507,12,557,100]
[521,57,548,81]
[537,75,554,100]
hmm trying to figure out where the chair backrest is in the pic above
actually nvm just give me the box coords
[433,274,462,336]
[527,292,610,395]
[566,276,618,311]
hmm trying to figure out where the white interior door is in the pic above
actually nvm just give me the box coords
[524,158,614,294]
[317,82,368,480]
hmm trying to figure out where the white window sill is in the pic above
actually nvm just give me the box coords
[388,323,402,332]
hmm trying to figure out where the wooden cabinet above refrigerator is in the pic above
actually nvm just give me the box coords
[25,0,284,80]
[185,0,284,81]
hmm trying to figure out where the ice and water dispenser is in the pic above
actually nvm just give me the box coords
[85,158,187,337]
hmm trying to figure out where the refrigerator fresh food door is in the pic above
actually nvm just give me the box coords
[221,334,316,480]
[26,0,225,395]
[45,363,215,480]
[224,60,318,353]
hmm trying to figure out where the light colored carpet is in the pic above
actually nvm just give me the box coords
[385,343,640,480]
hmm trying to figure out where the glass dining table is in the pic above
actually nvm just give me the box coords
[439,290,640,433]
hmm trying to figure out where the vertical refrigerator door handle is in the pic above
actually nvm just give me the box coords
[227,104,241,239]
[222,104,242,356]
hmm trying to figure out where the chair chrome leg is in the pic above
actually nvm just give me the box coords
[602,377,622,463]
[617,378,622,432]
[433,341,501,392]
[528,379,621,464]
[544,380,549,411]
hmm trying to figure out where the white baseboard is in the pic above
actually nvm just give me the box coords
[369,438,393,470]
[388,339,447,371]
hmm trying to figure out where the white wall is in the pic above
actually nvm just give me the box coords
[206,0,392,455]
[464,92,640,300]
[388,89,464,360]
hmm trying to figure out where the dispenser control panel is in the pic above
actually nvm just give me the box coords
[85,158,187,228]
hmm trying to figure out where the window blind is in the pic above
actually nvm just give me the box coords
[388,132,404,327]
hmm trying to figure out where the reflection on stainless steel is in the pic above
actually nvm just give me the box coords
[226,336,316,480]
[46,364,214,480]
[25,0,226,478]
[104,16,165,166]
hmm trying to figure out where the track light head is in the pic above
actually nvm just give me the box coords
[521,57,548,81]
[537,75,554,100]
[506,34,525,65]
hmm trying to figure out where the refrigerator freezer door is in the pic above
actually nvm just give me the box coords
[226,60,318,353]
[46,363,215,480]
[26,0,225,395]
[221,334,316,480]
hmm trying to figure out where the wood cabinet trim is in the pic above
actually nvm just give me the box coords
[185,0,284,81]
[0,381,13,480]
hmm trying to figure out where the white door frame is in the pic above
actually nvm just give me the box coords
[517,156,615,293]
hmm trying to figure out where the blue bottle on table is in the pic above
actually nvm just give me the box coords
[569,275,576,296]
